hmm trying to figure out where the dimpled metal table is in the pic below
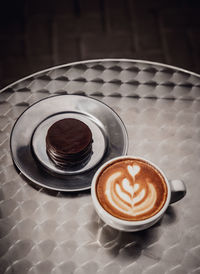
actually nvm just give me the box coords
[1,59,200,274]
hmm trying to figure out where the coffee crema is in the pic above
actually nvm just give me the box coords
[96,159,168,221]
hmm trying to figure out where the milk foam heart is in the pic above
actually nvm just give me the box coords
[96,159,168,221]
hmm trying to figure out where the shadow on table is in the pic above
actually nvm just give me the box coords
[95,205,177,261]
[19,171,91,198]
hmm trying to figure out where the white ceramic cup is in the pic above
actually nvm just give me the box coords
[91,156,186,232]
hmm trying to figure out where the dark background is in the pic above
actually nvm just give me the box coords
[0,0,200,89]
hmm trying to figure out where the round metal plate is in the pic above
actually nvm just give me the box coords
[10,95,128,191]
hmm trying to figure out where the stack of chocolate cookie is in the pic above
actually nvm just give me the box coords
[46,118,93,167]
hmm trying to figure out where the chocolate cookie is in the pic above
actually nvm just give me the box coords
[46,118,93,167]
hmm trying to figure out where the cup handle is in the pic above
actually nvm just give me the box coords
[169,180,186,204]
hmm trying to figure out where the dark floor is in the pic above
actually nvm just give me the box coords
[1,0,200,89]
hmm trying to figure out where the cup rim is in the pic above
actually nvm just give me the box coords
[91,155,171,227]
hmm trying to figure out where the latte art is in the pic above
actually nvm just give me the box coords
[105,165,157,217]
[96,159,167,221]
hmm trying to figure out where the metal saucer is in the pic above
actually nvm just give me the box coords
[10,95,128,192]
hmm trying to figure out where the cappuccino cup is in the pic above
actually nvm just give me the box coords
[91,156,186,232]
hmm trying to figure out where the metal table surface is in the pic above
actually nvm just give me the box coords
[0,59,200,274]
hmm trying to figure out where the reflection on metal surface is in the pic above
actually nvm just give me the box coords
[1,59,200,274]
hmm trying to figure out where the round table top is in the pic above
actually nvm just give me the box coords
[1,59,200,274]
